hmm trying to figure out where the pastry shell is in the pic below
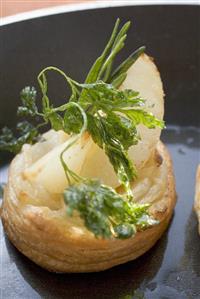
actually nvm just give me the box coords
[1,141,176,272]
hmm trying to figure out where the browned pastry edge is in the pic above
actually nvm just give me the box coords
[1,141,176,273]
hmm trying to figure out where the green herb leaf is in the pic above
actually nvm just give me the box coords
[84,18,120,84]
[63,105,84,134]
[87,114,104,148]
[17,86,38,117]
[114,223,135,239]
[103,113,139,150]
[87,111,138,194]
[48,112,63,131]
[111,72,127,88]
[0,121,39,154]
[122,109,165,129]
[105,143,137,197]
[64,179,158,239]
[79,81,145,111]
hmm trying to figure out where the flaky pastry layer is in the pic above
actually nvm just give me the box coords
[1,141,176,272]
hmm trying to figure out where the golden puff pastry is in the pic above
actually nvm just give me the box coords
[1,141,176,272]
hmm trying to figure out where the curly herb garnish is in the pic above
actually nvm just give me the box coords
[64,180,158,239]
[0,19,164,239]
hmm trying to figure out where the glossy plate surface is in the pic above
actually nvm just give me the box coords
[0,5,200,299]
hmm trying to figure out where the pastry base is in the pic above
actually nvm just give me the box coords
[1,142,176,273]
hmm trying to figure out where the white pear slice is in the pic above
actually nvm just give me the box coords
[80,54,164,186]
[23,53,164,193]
[23,130,69,164]
[23,133,93,194]
[125,53,164,168]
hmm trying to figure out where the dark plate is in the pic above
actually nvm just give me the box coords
[0,4,200,299]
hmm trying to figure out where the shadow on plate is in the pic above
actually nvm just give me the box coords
[134,211,200,299]
[163,211,200,298]
[161,126,200,149]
